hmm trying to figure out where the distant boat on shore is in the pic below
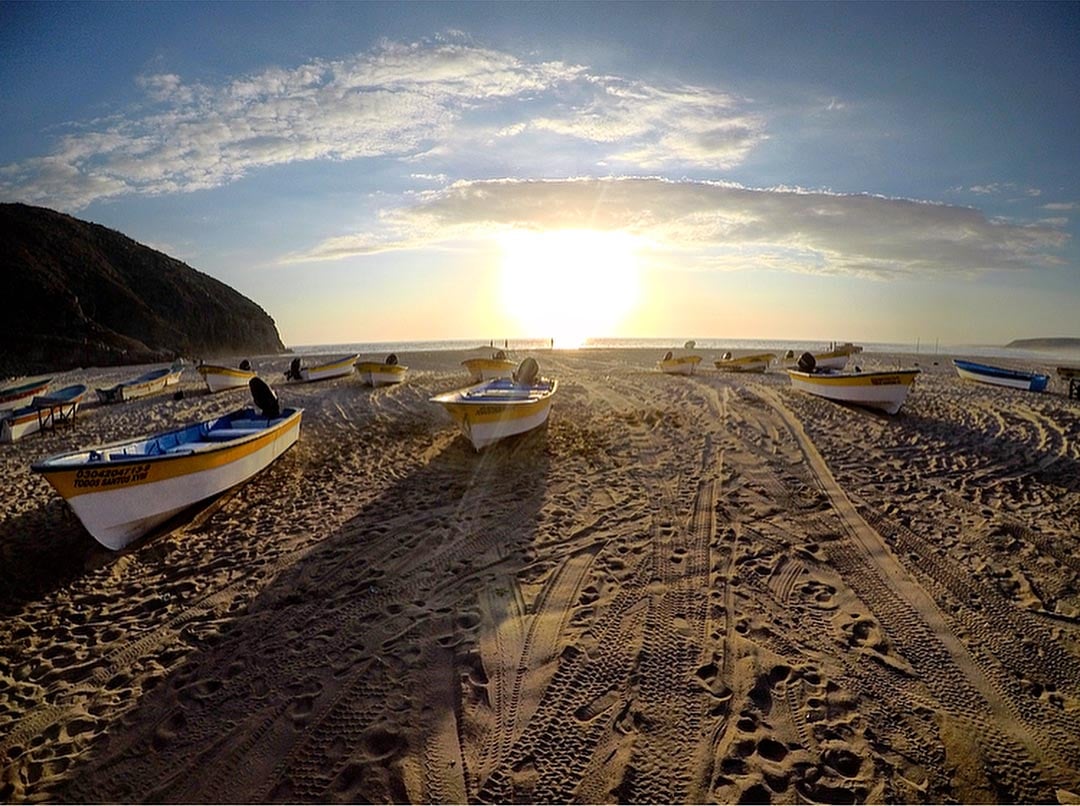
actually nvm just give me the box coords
[197,361,258,393]
[96,368,172,403]
[1,384,87,443]
[658,351,702,375]
[714,352,776,373]
[462,351,516,382]
[284,354,359,383]
[953,359,1049,392]
[0,375,53,412]
[810,342,862,371]
[356,355,408,386]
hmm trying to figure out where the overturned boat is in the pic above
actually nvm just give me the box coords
[32,378,302,549]
[431,358,556,450]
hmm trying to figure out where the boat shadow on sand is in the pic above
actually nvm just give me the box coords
[43,425,553,802]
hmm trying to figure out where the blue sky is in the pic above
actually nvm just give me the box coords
[2,1,1078,348]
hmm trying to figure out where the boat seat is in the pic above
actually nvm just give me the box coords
[201,427,265,442]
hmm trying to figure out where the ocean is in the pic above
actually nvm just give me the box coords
[290,337,1079,363]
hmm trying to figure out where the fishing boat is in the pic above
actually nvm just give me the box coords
[164,359,185,386]
[658,351,703,376]
[787,367,920,415]
[809,344,862,371]
[430,358,557,450]
[714,352,776,373]
[462,352,516,382]
[96,368,171,403]
[1,384,88,443]
[197,361,257,393]
[356,355,408,386]
[1058,366,1080,399]
[953,359,1049,392]
[284,354,359,383]
[32,379,302,550]
[0,375,53,412]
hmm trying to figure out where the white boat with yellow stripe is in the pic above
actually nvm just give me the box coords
[356,354,408,386]
[2,384,87,443]
[809,342,862,371]
[32,379,302,550]
[197,361,257,393]
[0,375,53,411]
[96,367,172,403]
[462,352,516,383]
[787,366,920,415]
[658,351,703,375]
[285,354,359,383]
[714,352,776,373]
[431,358,556,450]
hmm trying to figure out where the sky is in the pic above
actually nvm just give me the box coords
[2,1,1078,349]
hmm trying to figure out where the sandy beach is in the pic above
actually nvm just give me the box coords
[2,347,1079,803]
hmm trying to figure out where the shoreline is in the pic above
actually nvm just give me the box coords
[2,348,1079,802]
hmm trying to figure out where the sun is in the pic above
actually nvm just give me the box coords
[499,229,641,348]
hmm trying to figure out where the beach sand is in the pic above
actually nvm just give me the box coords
[2,348,1079,803]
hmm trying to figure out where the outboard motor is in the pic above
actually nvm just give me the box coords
[513,357,539,386]
[250,377,281,419]
[663,350,674,362]
[722,351,733,361]
[784,349,795,360]
[239,359,252,371]
[285,357,302,381]
[385,353,398,365]
[797,352,817,372]
[494,349,507,360]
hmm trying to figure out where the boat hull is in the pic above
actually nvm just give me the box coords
[197,364,257,393]
[356,362,407,386]
[431,378,557,450]
[1,385,86,443]
[787,369,919,415]
[715,353,775,373]
[33,408,303,549]
[461,357,517,382]
[954,360,1049,392]
[97,368,171,403]
[658,356,702,375]
[299,354,359,382]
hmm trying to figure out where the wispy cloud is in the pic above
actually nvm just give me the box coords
[0,36,764,210]
[285,177,1069,278]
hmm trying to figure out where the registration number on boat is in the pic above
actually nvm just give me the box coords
[74,463,152,489]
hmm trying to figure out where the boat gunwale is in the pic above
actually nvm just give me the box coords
[953,359,1048,383]
[430,378,557,407]
[31,407,304,472]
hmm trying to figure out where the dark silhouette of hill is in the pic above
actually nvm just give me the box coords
[1005,337,1080,351]
[1,203,286,375]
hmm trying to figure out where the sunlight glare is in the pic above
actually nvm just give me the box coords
[499,229,641,348]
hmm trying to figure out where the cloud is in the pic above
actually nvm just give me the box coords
[0,37,764,210]
[1043,202,1076,211]
[286,177,1069,278]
